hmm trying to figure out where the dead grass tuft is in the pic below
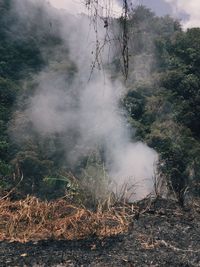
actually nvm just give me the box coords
[0,196,136,243]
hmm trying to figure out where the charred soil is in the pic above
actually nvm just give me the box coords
[0,198,200,267]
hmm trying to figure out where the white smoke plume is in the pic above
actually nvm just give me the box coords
[12,0,158,200]
[48,0,122,16]
[164,0,200,29]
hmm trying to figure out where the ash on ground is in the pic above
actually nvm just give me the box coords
[1,198,200,267]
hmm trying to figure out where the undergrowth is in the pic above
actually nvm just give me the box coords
[0,196,138,243]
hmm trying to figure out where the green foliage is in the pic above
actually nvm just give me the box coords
[0,0,66,198]
[123,90,145,120]
[0,40,43,79]
[0,3,199,204]
[78,153,111,208]
[0,160,12,177]
[0,77,18,108]
[11,150,54,195]
[122,6,200,203]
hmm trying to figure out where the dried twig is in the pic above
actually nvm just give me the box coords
[0,174,23,201]
[159,240,200,253]
[0,196,137,242]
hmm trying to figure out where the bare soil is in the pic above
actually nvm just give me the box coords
[1,198,200,267]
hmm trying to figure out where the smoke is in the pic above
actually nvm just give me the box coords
[164,0,200,28]
[11,0,158,201]
[48,0,122,17]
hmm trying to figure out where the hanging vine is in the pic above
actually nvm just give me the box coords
[84,0,130,79]
[121,0,129,79]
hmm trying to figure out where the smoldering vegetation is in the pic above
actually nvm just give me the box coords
[6,0,158,202]
[0,0,200,208]
[1,2,200,266]
[1,196,200,266]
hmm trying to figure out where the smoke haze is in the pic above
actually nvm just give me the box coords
[48,0,200,29]
[164,0,200,28]
[49,0,122,17]
[11,0,158,200]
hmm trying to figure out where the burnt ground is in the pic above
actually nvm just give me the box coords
[1,198,200,267]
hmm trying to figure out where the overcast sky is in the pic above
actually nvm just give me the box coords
[48,0,200,28]
[48,0,171,15]
[133,0,172,16]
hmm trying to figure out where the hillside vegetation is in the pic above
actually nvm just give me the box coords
[0,0,200,205]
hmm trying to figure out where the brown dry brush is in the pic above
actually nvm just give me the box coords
[0,196,138,243]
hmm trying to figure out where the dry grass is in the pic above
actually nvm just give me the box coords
[0,196,136,243]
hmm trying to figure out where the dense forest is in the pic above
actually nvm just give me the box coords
[0,0,200,206]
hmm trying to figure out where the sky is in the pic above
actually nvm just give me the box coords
[49,0,87,13]
[134,0,172,16]
[48,0,122,16]
[164,0,200,28]
[48,0,200,28]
